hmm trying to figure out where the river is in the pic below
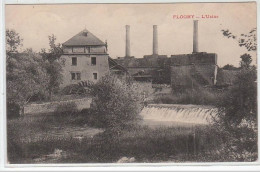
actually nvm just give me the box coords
[140,104,217,127]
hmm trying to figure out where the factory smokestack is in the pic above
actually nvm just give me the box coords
[153,25,158,55]
[193,20,199,53]
[125,25,130,57]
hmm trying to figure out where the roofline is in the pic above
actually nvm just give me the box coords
[170,52,217,56]
[62,44,106,47]
[126,66,161,68]
[62,53,109,55]
[108,57,128,72]
[171,63,217,67]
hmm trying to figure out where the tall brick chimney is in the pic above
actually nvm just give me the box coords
[125,25,130,57]
[153,25,158,55]
[193,20,199,53]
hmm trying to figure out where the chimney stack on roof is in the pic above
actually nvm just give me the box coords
[153,25,158,55]
[125,25,131,57]
[193,20,199,53]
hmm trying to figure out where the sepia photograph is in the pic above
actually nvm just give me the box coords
[3,1,258,165]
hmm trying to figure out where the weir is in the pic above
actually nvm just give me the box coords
[140,104,217,125]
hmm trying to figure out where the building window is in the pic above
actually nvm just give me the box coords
[71,73,76,80]
[93,73,97,80]
[91,57,96,65]
[76,73,81,80]
[71,72,81,80]
[72,57,77,66]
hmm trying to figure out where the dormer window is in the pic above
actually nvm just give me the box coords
[72,57,77,66]
[83,31,88,36]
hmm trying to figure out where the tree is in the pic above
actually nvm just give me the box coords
[215,65,257,161]
[40,35,63,100]
[222,64,237,70]
[7,49,49,104]
[221,28,257,51]
[6,30,50,117]
[240,53,252,68]
[89,74,144,134]
[6,29,23,55]
[216,28,257,161]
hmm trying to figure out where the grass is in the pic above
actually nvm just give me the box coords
[7,112,226,163]
[151,88,227,106]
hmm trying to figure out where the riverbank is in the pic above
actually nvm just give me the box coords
[7,108,226,163]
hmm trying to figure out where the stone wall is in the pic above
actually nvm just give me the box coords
[170,52,218,90]
[171,64,217,90]
[23,97,92,115]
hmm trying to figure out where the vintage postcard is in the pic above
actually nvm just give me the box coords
[1,0,259,169]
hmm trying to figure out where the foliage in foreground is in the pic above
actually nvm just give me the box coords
[6,30,64,118]
[89,74,144,133]
[7,49,50,109]
[40,34,64,100]
[7,114,224,163]
[214,66,257,161]
[216,28,257,161]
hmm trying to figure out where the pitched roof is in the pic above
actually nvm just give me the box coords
[108,57,128,73]
[63,29,106,46]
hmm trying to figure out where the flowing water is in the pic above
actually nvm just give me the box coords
[140,104,218,127]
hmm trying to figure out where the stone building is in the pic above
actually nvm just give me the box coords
[60,29,110,87]
[60,29,128,87]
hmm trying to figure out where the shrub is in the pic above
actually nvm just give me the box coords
[7,101,21,119]
[89,74,144,133]
[214,66,257,161]
[61,84,86,95]
[28,92,47,103]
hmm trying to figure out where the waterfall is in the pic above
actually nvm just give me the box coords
[140,104,218,125]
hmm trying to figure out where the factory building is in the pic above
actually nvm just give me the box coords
[61,20,220,91]
[170,20,218,90]
[115,20,219,90]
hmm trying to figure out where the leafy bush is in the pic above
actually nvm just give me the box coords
[217,28,257,161]
[7,49,50,107]
[61,84,86,95]
[28,92,48,103]
[214,66,257,161]
[7,102,20,119]
[89,74,144,133]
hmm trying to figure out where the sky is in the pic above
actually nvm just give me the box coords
[5,2,257,67]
